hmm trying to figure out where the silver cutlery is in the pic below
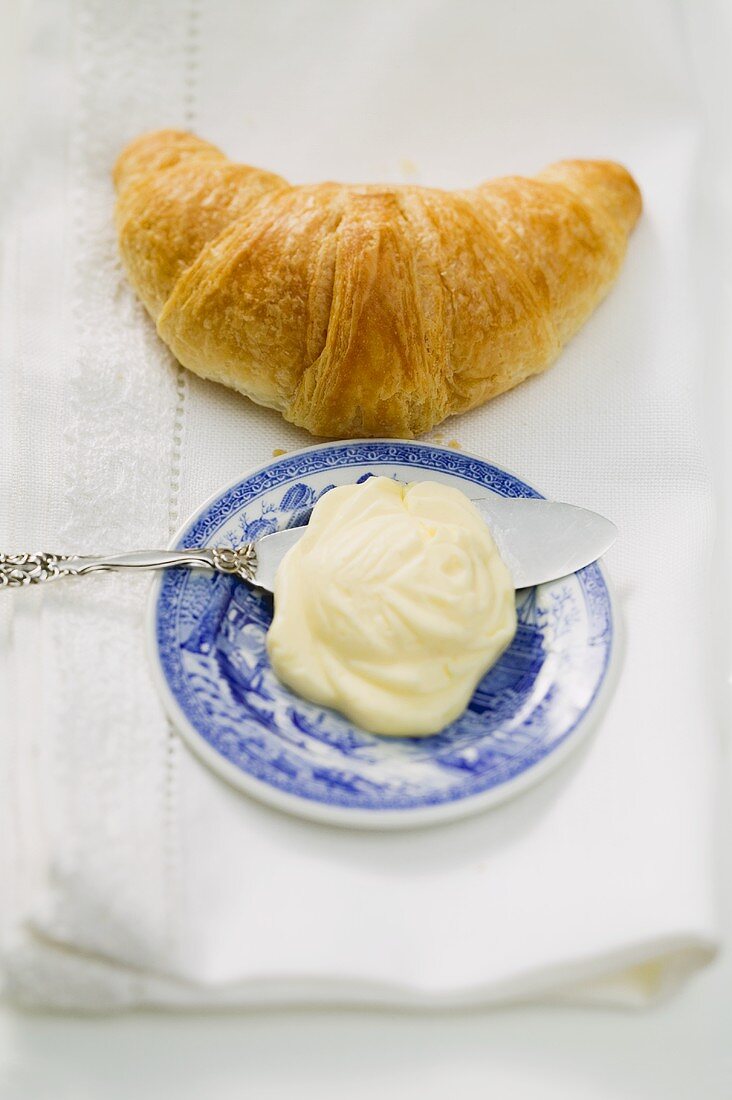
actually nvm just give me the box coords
[0,495,616,591]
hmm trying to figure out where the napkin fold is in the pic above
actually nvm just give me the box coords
[0,0,722,1009]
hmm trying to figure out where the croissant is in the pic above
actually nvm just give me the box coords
[114,130,641,438]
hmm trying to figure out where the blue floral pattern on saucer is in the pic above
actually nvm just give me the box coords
[149,441,615,828]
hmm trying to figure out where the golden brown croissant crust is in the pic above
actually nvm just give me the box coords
[114,130,641,438]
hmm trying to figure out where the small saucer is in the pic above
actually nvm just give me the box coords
[148,440,617,829]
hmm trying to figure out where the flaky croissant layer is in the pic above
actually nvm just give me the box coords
[114,130,641,438]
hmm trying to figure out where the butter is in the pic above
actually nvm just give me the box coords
[266,477,517,736]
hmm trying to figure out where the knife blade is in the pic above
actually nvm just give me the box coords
[252,494,617,592]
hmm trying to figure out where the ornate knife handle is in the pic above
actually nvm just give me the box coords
[0,547,257,588]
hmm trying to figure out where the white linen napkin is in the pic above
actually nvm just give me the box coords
[0,0,723,1009]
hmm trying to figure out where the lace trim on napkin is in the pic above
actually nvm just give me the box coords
[6,0,200,1007]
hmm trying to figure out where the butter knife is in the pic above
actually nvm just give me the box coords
[0,495,616,591]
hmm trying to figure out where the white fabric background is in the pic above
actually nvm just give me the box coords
[0,0,721,1009]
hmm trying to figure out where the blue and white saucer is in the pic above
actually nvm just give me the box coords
[148,440,618,829]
